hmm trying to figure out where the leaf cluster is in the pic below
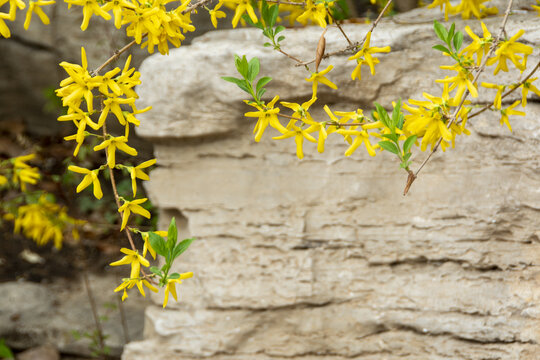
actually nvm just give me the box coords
[433,20,464,61]
[243,0,285,50]
[375,100,417,170]
[148,217,194,286]
[222,55,272,105]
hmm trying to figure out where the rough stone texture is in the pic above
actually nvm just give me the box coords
[125,8,540,360]
[17,344,60,360]
[0,273,149,357]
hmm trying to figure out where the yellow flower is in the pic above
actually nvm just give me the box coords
[93,136,138,168]
[118,198,151,230]
[141,230,167,259]
[499,100,525,132]
[56,47,101,113]
[163,272,193,308]
[513,78,540,107]
[0,15,11,38]
[115,278,158,301]
[349,32,390,81]
[436,63,478,102]
[296,0,328,28]
[272,124,317,159]
[305,65,337,97]
[0,175,7,186]
[68,165,103,199]
[336,129,377,157]
[486,30,533,74]
[209,2,226,28]
[427,0,451,21]
[11,195,79,249]
[64,0,111,31]
[98,96,136,127]
[100,0,136,29]
[451,0,497,20]
[244,96,287,142]
[231,0,258,28]
[23,0,55,30]
[110,247,150,279]
[12,154,40,191]
[480,82,505,109]
[7,0,26,21]
[127,159,156,196]
[460,22,492,65]
[280,96,317,123]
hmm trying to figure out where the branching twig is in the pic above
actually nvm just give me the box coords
[467,59,540,120]
[405,0,515,195]
[296,0,393,67]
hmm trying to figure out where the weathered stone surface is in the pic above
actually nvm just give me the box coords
[0,273,149,357]
[126,8,540,360]
[17,344,60,360]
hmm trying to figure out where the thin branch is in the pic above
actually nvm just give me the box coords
[467,59,540,120]
[93,38,140,76]
[405,0,515,194]
[328,12,353,47]
[296,0,393,67]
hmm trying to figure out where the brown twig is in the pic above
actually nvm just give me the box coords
[467,59,540,120]
[296,0,393,67]
[404,0,515,195]
[328,12,353,47]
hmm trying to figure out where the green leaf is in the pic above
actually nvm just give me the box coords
[453,31,463,51]
[277,35,285,43]
[397,113,404,130]
[433,20,447,43]
[447,23,455,44]
[256,88,266,99]
[374,103,391,130]
[269,3,279,27]
[263,42,272,47]
[0,339,14,360]
[172,238,194,259]
[381,133,399,142]
[391,99,402,128]
[403,135,417,154]
[167,217,177,249]
[403,152,412,161]
[222,77,250,94]
[168,272,180,279]
[256,76,272,93]
[247,57,260,82]
[150,266,161,275]
[432,44,450,54]
[261,0,269,23]
[148,232,167,257]
[378,140,400,155]
[275,25,285,34]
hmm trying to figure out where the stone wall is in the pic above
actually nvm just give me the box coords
[124,8,540,360]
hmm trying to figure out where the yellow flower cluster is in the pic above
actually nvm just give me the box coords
[11,154,40,191]
[12,195,82,249]
[428,0,498,20]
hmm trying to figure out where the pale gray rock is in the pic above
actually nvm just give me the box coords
[126,8,540,360]
[17,344,59,360]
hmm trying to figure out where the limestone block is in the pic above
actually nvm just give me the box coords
[126,9,540,360]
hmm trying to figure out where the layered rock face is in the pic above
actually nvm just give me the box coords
[125,9,540,360]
